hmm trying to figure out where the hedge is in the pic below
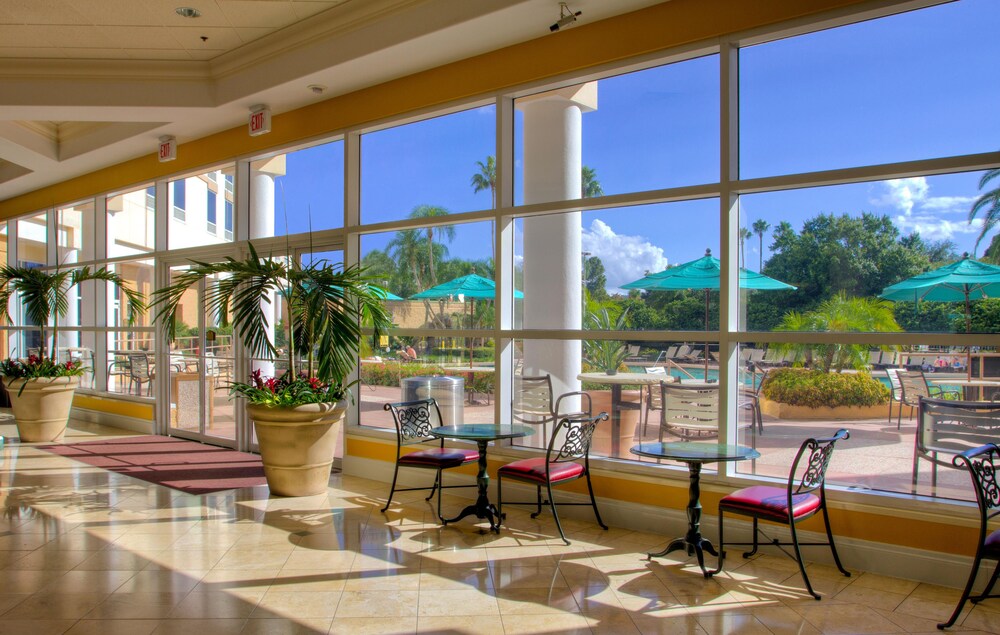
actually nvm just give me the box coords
[761,368,889,408]
[359,362,494,394]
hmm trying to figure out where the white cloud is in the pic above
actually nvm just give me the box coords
[874,177,929,215]
[581,219,669,294]
[872,178,979,242]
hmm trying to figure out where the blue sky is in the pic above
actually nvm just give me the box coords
[275,0,999,293]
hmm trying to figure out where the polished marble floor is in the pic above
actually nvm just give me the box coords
[0,420,997,635]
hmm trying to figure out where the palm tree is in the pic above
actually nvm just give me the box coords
[153,243,391,384]
[752,219,771,271]
[776,293,901,373]
[582,166,604,198]
[738,227,752,269]
[470,156,496,208]
[970,167,1000,255]
[0,265,144,361]
[386,228,426,294]
[409,205,454,286]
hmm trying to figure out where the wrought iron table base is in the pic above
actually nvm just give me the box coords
[441,439,501,532]
[647,462,717,577]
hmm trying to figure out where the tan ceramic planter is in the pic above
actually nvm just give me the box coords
[247,401,347,497]
[4,376,80,442]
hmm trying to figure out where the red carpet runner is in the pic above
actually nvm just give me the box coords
[40,435,267,495]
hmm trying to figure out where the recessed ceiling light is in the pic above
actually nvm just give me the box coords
[175,7,201,18]
[308,84,326,95]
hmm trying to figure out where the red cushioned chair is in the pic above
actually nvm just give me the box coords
[707,428,850,600]
[939,443,1000,630]
[381,398,479,521]
[496,412,609,545]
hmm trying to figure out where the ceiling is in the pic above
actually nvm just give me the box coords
[0,0,664,204]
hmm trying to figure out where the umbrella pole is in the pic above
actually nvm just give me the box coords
[704,290,710,380]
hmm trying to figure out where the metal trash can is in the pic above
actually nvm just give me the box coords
[400,375,464,426]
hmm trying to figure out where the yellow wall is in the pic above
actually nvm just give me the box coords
[0,0,874,218]
[73,393,154,421]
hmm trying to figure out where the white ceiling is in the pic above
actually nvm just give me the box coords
[0,0,665,203]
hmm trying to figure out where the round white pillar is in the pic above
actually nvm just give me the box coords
[517,84,597,404]
[250,163,280,377]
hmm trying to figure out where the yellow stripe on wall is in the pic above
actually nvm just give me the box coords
[73,394,154,421]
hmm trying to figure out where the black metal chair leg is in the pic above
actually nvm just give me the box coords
[789,521,820,600]
[939,552,982,629]
[425,470,440,502]
[585,473,607,530]
[743,518,760,558]
[546,481,569,545]
[497,475,505,523]
[974,562,1000,603]
[530,485,543,519]
[822,505,851,578]
[381,464,401,513]
[708,510,726,576]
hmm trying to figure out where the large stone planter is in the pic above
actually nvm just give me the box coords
[587,389,641,458]
[4,376,80,442]
[760,397,888,421]
[247,400,347,497]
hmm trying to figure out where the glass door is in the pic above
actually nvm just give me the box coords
[165,265,237,447]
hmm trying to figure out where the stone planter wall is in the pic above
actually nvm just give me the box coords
[760,397,888,421]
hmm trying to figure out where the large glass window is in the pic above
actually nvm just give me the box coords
[740,0,1000,178]
[360,107,496,223]
[169,168,235,249]
[514,56,719,205]
[108,186,155,258]
[250,141,344,238]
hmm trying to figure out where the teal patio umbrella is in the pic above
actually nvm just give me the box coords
[373,288,403,301]
[880,255,1000,334]
[411,274,523,365]
[622,249,797,376]
[880,255,1000,372]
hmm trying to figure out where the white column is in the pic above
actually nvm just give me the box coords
[250,157,285,377]
[517,83,596,404]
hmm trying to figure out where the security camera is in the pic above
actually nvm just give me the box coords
[550,3,581,32]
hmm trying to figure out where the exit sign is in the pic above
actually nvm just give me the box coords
[158,136,176,162]
[249,106,271,136]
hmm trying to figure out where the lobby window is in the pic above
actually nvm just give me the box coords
[360,106,496,224]
[739,0,1000,179]
[513,55,719,206]
[171,180,186,221]
[207,189,217,234]
[250,140,344,238]
[107,186,155,259]
[169,168,235,249]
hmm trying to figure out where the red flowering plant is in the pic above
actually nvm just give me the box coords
[229,369,350,407]
[0,355,87,396]
[152,243,392,409]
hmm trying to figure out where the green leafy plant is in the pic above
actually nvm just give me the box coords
[583,307,630,374]
[0,265,144,381]
[152,243,392,407]
[761,368,889,408]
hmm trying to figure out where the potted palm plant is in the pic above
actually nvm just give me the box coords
[152,244,392,497]
[0,265,145,442]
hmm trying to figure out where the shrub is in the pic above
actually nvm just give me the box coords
[359,362,494,394]
[761,368,889,408]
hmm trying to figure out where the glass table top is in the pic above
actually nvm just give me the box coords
[430,424,535,441]
[630,441,760,463]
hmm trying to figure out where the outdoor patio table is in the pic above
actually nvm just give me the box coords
[927,377,1000,401]
[578,372,676,456]
[429,423,533,532]
[630,441,760,577]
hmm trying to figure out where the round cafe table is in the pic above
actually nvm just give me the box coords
[429,423,534,532]
[630,441,760,577]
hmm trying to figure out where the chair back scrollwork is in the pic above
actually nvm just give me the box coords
[954,444,1000,520]
[791,428,850,496]
[550,413,608,463]
[384,399,442,446]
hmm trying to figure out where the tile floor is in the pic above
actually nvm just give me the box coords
[0,420,997,635]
